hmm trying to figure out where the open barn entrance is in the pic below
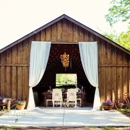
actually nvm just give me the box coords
[33,44,95,107]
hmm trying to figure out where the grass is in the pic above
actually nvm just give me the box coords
[118,108,130,113]
[0,109,8,116]
[0,126,130,130]
[117,108,130,117]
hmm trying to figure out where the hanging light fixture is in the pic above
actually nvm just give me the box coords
[60,52,69,68]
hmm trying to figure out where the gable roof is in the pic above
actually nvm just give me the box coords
[0,14,130,55]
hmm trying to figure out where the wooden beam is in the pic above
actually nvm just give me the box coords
[51,41,96,44]
[99,65,130,67]
[0,64,29,66]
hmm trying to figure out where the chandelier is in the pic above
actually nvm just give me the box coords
[60,52,69,68]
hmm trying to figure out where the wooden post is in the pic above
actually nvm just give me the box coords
[7,98,11,111]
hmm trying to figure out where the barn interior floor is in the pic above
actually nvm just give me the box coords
[0,107,130,127]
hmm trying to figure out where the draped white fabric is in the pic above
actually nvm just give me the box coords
[79,42,101,110]
[27,41,51,110]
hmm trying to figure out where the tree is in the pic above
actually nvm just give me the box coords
[103,26,130,51]
[115,26,130,50]
[105,0,130,26]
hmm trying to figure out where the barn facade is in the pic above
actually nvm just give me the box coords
[0,14,130,107]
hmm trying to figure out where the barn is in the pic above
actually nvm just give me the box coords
[0,14,130,110]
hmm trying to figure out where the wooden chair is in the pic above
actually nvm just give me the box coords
[46,99,52,107]
[66,88,77,107]
[77,96,82,107]
[76,88,82,107]
[52,89,63,107]
[46,93,52,107]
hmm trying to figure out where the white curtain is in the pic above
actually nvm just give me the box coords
[27,41,51,110]
[79,42,101,110]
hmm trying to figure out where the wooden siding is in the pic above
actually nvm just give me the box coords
[0,19,130,104]
[98,41,130,103]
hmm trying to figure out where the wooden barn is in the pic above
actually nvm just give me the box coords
[0,14,130,109]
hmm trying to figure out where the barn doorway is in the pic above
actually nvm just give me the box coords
[33,44,95,107]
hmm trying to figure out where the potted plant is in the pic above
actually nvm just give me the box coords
[102,100,114,110]
[15,99,26,110]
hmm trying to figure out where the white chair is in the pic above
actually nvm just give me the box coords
[46,98,52,107]
[52,89,63,107]
[66,88,77,107]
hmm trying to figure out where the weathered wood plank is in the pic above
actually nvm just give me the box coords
[17,67,22,99]
[51,23,57,41]
[17,43,23,99]
[22,40,29,99]
[122,53,128,94]
[89,33,94,41]
[1,66,5,95]
[68,21,73,42]
[12,67,17,99]
[35,32,41,41]
[107,44,112,100]
[122,66,127,93]
[100,40,106,101]
[82,29,86,41]
[23,67,29,100]
[106,43,111,65]
[62,19,67,42]
[0,52,6,96]
[6,49,12,97]
[111,46,117,101]
[106,67,111,100]
[11,45,18,99]
[79,27,84,42]
[46,26,51,41]
[98,40,104,101]
[73,24,78,42]
[105,43,111,99]
[23,40,29,64]
[103,42,107,100]
[84,30,89,41]
[117,50,123,98]
[57,21,62,41]
[41,30,46,41]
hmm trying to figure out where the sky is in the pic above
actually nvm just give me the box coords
[0,0,128,49]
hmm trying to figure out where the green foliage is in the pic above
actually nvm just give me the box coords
[15,100,26,105]
[0,126,21,130]
[103,26,130,51]
[105,0,130,26]
[115,26,130,50]
[56,74,77,86]
[118,108,130,114]
[104,126,115,130]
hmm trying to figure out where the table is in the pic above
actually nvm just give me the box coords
[0,98,13,111]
